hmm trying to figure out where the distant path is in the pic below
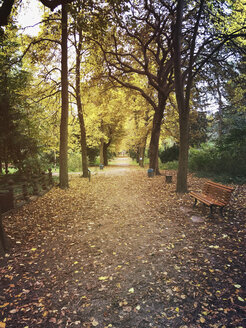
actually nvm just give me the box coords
[95,157,138,176]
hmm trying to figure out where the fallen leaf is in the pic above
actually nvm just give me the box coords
[91,318,99,326]
[0,303,9,308]
[200,317,206,323]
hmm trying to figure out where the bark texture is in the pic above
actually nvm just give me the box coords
[59,3,69,189]
[76,28,88,178]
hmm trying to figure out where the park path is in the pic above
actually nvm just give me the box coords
[0,161,245,328]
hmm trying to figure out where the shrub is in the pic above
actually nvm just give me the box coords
[159,144,179,163]
[68,153,82,172]
[87,147,99,165]
[160,160,179,170]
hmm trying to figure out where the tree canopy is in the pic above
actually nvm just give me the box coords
[0,0,245,190]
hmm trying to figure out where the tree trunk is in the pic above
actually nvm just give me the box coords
[173,0,203,193]
[103,140,111,166]
[78,112,88,177]
[76,28,88,178]
[149,93,166,174]
[216,76,223,138]
[4,160,8,174]
[0,209,10,254]
[173,0,189,193]
[0,159,2,174]
[100,138,104,165]
[59,3,69,189]
[139,134,147,167]
[176,109,189,192]
[103,143,108,166]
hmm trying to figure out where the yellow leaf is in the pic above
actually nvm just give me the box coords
[0,322,6,328]
[128,288,134,293]
[200,317,206,323]
[175,307,179,312]
[74,261,78,264]
[43,311,48,317]
[91,318,99,326]
[0,303,9,308]
[31,248,37,251]
[98,276,108,281]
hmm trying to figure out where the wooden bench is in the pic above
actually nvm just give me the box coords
[189,181,234,217]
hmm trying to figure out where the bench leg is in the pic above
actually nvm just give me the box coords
[193,198,197,208]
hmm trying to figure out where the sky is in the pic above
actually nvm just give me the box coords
[17,1,43,36]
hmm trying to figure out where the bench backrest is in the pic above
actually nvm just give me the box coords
[203,181,234,205]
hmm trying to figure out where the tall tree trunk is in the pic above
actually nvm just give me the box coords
[103,140,111,166]
[4,159,8,175]
[76,28,88,178]
[139,134,147,167]
[0,213,7,253]
[59,2,69,189]
[100,138,104,165]
[216,75,223,138]
[149,93,166,174]
[139,146,145,167]
[177,109,189,192]
[173,0,204,193]
[103,143,108,166]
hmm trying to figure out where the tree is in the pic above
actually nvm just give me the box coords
[18,2,70,187]
[97,0,175,174]
[59,2,69,188]
[0,24,39,173]
[171,0,246,192]
[82,84,128,165]
[124,86,153,167]
[69,0,109,177]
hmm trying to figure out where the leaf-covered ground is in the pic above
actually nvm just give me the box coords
[1,160,246,328]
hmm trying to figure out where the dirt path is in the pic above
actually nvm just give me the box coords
[0,162,245,328]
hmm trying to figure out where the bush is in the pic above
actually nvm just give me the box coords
[160,160,179,170]
[189,134,246,182]
[87,147,99,165]
[68,153,82,172]
[159,144,179,163]
[129,148,138,161]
